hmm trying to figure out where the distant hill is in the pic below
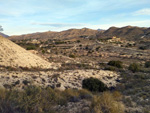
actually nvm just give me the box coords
[0,32,9,38]
[97,26,150,41]
[9,28,100,41]
[9,26,150,41]
[97,29,104,31]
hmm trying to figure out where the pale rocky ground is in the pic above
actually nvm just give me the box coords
[0,69,120,90]
[0,36,59,69]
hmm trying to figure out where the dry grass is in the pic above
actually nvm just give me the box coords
[91,91,125,113]
[0,86,125,113]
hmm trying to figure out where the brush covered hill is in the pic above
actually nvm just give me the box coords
[9,26,150,42]
[0,36,57,69]
[97,26,150,41]
[9,28,100,41]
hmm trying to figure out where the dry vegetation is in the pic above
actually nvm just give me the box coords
[0,86,125,113]
[0,26,150,113]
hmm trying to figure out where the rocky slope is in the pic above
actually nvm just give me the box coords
[0,36,58,69]
[0,69,120,90]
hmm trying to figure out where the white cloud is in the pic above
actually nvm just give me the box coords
[88,20,150,30]
[133,8,150,16]
[6,20,150,36]
[31,22,85,28]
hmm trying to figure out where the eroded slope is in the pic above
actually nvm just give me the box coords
[0,36,58,69]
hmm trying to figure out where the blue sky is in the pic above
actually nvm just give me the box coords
[0,0,150,35]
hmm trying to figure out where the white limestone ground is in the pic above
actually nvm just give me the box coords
[0,36,59,69]
[0,69,120,90]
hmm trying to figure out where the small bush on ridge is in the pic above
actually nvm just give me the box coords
[108,60,123,68]
[145,61,150,68]
[128,63,140,72]
[82,77,108,92]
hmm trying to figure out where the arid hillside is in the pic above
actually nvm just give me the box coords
[9,28,100,41]
[9,26,150,42]
[97,26,150,41]
[1,26,150,113]
[0,36,58,69]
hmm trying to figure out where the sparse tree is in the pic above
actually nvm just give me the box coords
[0,25,3,31]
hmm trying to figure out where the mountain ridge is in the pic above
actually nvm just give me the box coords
[98,26,150,41]
[9,28,101,40]
[9,26,150,41]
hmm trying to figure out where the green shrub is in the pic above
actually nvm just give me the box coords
[55,41,66,44]
[26,45,36,50]
[139,46,147,50]
[69,54,76,58]
[23,80,30,85]
[104,66,116,71]
[145,61,150,68]
[60,63,92,70]
[82,77,108,92]
[96,46,100,51]
[77,40,80,43]
[42,49,46,54]
[108,60,123,68]
[128,63,140,72]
